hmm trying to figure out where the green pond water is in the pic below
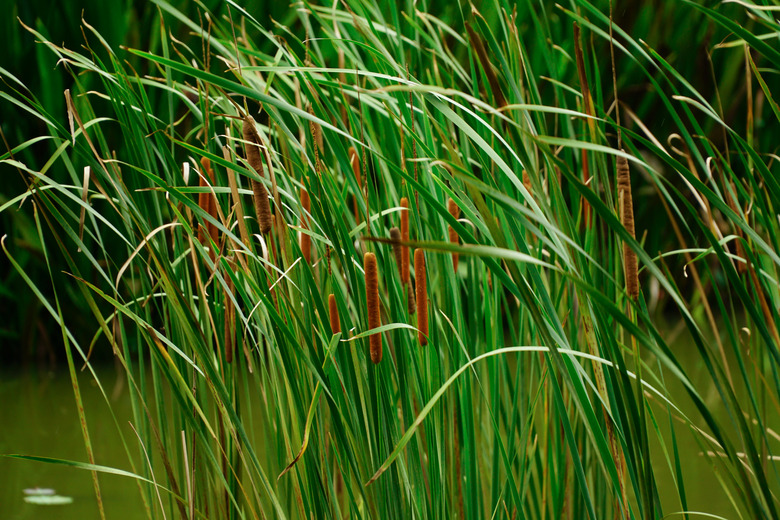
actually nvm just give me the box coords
[0,340,757,518]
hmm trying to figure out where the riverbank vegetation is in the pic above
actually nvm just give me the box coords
[2,0,780,518]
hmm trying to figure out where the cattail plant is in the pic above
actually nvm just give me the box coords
[400,197,410,283]
[414,248,428,346]
[223,273,235,364]
[389,227,403,273]
[349,146,362,222]
[617,154,639,299]
[328,293,340,334]
[198,157,218,250]
[400,197,416,314]
[574,23,594,229]
[309,104,323,173]
[300,187,311,263]
[447,198,460,272]
[242,116,273,234]
[364,252,382,363]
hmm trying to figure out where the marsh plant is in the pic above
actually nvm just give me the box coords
[2,0,780,518]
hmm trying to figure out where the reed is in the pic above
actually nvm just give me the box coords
[389,227,402,274]
[617,154,638,299]
[349,146,362,222]
[364,252,381,363]
[242,116,273,234]
[11,4,780,520]
[223,272,235,364]
[328,293,340,335]
[400,197,410,284]
[573,22,594,229]
[447,198,460,272]
[198,156,218,249]
[414,248,428,346]
[300,187,311,263]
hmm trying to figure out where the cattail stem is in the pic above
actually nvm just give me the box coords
[447,198,460,272]
[400,197,410,283]
[364,253,382,363]
[329,293,341,335]
[415,248,428,346]
[242,116,273,234]
[300,188,311,263]
[391,225,416,314]
[617,154,638,299]
[574,23,594,229]
[350,146,362,222]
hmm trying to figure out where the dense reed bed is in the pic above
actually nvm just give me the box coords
[2,1,780,518]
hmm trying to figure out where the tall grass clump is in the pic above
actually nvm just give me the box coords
[2,0,780,518]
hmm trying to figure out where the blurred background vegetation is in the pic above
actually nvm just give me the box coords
[0,0,301,363]
[1,0,762,364]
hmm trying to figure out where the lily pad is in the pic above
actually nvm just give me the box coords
[23,495,74,505]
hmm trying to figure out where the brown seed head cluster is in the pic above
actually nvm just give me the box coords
[617,154,639,299]
[415,248,428,346]
[328,293,340,335]
[349,146,362,222]
[400,197,410,283]
[198,157,218,249]
[242,116,273,234]
[364,252,382,363]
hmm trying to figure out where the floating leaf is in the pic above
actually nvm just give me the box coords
[24,495,74,505]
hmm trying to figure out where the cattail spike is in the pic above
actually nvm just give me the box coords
[415,248,428,346]
[328,293,341,334]
[349,146,362,222]
[617,153,639,299]
[447,198,461,272]
[364,253,382,363]
[198,157,217,247]
[407,284,416,315]
[300,188,311,263]
[242,116,273,234]
[389,227,403,273]
[224,274,235,364]
[400,197,410,284]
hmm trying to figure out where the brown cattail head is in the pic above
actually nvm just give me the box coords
[224,274,235,364]
[617,154,639,299]
[242,116,273,234]
[390,227,403,273]
[400,197,410,283]
[328,293,341,334]
[414,248,428,346]
[198,157,214,244]
[447,198,461,272]
[300,188,311,263]
[308,104,323,171]
[252,180,273,234]
[198,157,217,246]
[407,283,416,315]
[364,252,382,363]
[349,146,362,222]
